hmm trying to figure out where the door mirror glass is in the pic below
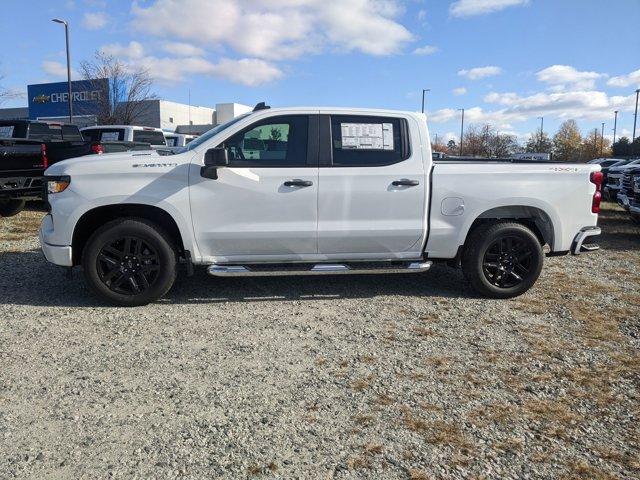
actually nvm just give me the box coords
[204,147,230,167]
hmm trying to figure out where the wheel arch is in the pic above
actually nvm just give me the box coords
[469,205,555,248]
[72,204,185,265]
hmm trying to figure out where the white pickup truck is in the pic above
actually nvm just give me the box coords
[40,104,603,306]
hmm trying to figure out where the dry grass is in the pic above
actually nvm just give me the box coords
[352,414,375,427]
[561,460,612,480]
[408,469,432,480]
[0,208,45,249]
[350,375,375,392]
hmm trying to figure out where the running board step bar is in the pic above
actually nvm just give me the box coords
[207,261,432,277]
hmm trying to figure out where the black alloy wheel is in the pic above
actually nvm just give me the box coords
[82,218,177,306]
[481,235,534,288]
[462,221,544,299]
[97,236,161,295]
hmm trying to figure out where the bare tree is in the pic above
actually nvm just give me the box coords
[79,51,156,125]
[461,123,520,157]
[0,75,22,105]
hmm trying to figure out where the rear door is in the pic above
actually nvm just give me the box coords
[317,113,426,256]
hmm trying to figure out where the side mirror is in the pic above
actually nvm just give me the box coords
[201,147,230,179]
[204,147,230,167]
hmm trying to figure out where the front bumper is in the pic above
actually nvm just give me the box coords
[571,226,601,255]
[39,214,73,266]
[617,193,630,210]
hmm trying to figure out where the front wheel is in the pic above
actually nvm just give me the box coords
[462,221,544,299]
[81,218,177,306]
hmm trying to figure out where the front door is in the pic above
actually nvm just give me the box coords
[190,114,318,261]
[318,114,427,257]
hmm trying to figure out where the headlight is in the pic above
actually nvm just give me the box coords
[47,176,71,194]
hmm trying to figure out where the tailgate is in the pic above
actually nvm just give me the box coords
[0,140,44,172]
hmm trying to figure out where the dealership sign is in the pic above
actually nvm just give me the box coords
[27,78,109,119]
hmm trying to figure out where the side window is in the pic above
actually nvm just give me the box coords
[222,115,309,167]
[28,122,55,140]
[330,115,408,167]
[61,125,83,141]
[133,130,166,145]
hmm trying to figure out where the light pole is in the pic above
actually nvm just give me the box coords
[421,89,430,114]
[613,110,618,145]
[537,116,544,151]
[458,108,465,156]
[633,89,640,155]
[600,122,605,156]
[52,18,72,123]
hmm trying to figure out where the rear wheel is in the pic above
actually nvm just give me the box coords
[0,199,26,218]
[462,221,543,299]
[81,218,177,306]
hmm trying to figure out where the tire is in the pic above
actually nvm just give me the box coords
[462,221,544,299]
[0,199,26,218]
[81,218,177,306]
[630,214,640,225]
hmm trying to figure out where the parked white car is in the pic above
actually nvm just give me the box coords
[41,104,602,305]
[81,125,167,149]
[164,132,197,148]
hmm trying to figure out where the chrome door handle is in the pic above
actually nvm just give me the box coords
[392,179,420,186]
[284,179,313,187]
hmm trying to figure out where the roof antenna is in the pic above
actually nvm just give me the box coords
[253,102,270,112]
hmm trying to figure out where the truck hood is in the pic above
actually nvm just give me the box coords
[44,149,188,176]
[609,162,640,173]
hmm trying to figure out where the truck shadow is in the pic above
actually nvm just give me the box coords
[0,249,470,307]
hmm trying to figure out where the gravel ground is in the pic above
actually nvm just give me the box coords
[1,203,639,479]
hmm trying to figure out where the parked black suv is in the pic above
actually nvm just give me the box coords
[0,120,100,217]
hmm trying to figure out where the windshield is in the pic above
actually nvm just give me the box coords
[181,113,253,152]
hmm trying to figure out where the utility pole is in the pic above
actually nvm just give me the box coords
[633,89,640,155]
[537,116,544,151]
[421,89,430,114]
[458,108,465,156]
[434,133,438,146]
[613,110,618,145]
[600,122,605,156]
[52,18,72,123]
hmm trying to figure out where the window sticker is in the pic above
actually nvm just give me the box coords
[340,122,394,150]
[0,126,15,138]
[100,131,120,141]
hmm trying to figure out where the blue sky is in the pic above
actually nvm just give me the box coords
[1,0,639,143]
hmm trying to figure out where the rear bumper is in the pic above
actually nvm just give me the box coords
[0,175,44,199]
[571,226,601,255]
[39,215,73,266]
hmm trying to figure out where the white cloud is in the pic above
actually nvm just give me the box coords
[458,66,502,80]
[536,65,606,90]
[412,45,438,56]
[101,41,145,59]
[82,12,107,30]
[418,9,427,21]
[42,60,77,79]
[450,0,528,17]
[431,89,637,128]
[162,42,205,57]
[116,54,283,86]
[208,58,284,86]
[131,0,413,61]
[607,69,640,88]
[453,87,467,95]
